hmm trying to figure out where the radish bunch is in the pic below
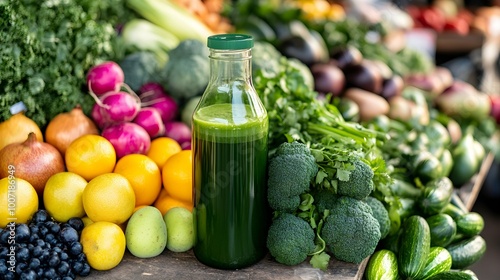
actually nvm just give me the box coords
[86,61,190,158]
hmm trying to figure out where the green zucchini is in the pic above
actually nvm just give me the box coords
[417,247,452,280]
[425,270,478,280]
[419,177,454,216]
[446,235,486,269]
[456,212,484,237]
[426,214,456,247]
[398,215,431,279]
[442,203,466,220]
[365,249,399,280]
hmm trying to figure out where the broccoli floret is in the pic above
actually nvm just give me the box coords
[365,196,391,239]
[337,159,374,200]
[252,41,282,77]
[158,39,210,101]
[266,213,316,266]
[321,196,381,264]
[267,141,318,212]
[120,51,162,91]
[312,189,338,213]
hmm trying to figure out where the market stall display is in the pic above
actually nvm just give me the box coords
[1,0,498,279]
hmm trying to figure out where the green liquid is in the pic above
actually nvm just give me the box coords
[192,103,269,269]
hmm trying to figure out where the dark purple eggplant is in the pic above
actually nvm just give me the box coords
[311,63,345,96]
[343,60,383,94]
[380,75,405,100]
[330,45,363,69]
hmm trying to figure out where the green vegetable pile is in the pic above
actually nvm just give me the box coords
[254,43,393,270]
[0,0,125,127]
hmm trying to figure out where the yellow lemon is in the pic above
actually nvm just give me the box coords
[80,221,126,270]
[0,177,38,227]
[43,172,88,222]
[82,216,94,228]
[65,135,116,181]
[113,154,161,207]
[146,137,182,169]
[82,173,135,225]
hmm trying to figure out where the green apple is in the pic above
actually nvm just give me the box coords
[125,206,167,258]
[163,207,194,252]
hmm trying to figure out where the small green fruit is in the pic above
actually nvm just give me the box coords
[126,206,167,258]
[163,207,194,252]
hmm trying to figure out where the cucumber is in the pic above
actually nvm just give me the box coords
[419,177,453,216]
[456,212,484,237]
[446,235,486,269]
[426,214,456,247]
[426,270,478,280]
[442,203,466,220]
[450,192,469,214]
[417,247,452,280]
[390,179,422,199]
[398,215,431,279]
[398,198,416,220]
[365,249,399,280]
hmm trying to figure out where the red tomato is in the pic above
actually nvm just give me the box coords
[444,17,470,35]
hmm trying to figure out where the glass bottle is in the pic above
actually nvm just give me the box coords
[191,34,269,269]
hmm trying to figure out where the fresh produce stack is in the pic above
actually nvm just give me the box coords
[0,0,497,279]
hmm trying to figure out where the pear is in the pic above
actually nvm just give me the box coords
[163,207,194,252]
[125,206,167,258]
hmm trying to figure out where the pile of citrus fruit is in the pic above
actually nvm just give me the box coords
[0,134,195,274]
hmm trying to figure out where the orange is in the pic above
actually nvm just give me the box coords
[80,221,126,270]
[154,188,193,216]
[0,177,38,228]
[65,135,116,181]
[82,173,135,225]
[43,172,88,222]
[113,154,161,207]
[162,150,193,204]
[146,137,182,169]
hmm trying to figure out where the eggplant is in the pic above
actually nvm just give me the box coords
[343,60,383,94]
[330,45,363,70]
[310,63,345,96]
[380,75,404,100]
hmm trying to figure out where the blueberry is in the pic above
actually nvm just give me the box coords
[36,268,44,277]
[57,261,70,275]
[62,277,73,280]
[46,233,58,246]
[48,254,61,267]
[28,233,39,244]
[0,260,8,274]
[53,246,62,253]
[50,222,61,234]
[17,247,30,262]
[32,246,43,258]
[39,226,49,237]
[76,252,87,262]
[59,226,79,244]
[79,262,91,276]
[40,250,50,262]
[72,261,84,274]
[16,262,28,274]
[0,247,8,259]
[43,267,57,279]
[66,218,84,232]
[27,243,34,250]
[68,242,83,256]
[4,271,16,280]
[35,239,45,248]
[31,210,50,223]
[29,258,41,270]
[0,229,10,245]
[15,223,30,243]
[20,269,37,280]
[60,252,69,261]
[29,224,39,235]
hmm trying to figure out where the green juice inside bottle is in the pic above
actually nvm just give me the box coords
[192,34,270,269]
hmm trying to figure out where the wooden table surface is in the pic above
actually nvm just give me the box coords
[83,154,493,280]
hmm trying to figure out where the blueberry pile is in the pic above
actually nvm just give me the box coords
[0,210,91,279]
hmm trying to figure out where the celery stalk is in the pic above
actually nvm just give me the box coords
[126,0,214,43]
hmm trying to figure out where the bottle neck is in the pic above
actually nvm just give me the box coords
[208,48,252,83]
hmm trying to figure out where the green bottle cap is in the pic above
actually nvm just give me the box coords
[207,34,253,50]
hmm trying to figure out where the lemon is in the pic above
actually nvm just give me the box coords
[80,221,126,270]
[0,177,38,227]
[65,135,116,181]
[82,173,135,225]
[43,172,88,222]
[82,216,94,228]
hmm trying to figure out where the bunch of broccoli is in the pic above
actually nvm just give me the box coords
[266,141,391,269]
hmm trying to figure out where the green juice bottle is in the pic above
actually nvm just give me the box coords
[191,34,269,269]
